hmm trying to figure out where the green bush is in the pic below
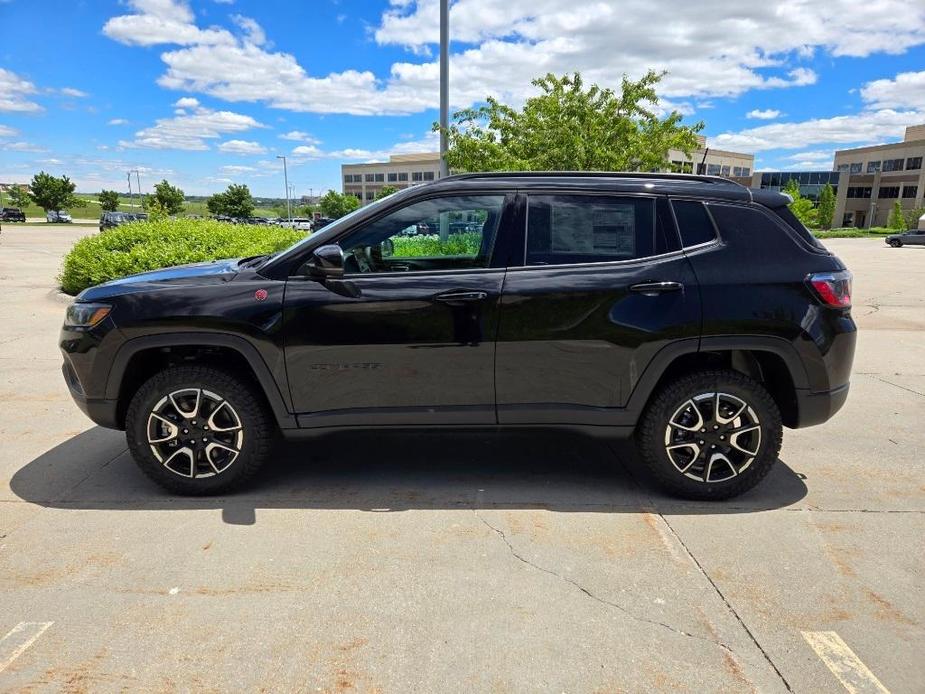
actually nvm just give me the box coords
[60,219,305,295]
[391,232,482,258]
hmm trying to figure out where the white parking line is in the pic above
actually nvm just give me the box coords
[0,622,53,674]
[802,630,890,694]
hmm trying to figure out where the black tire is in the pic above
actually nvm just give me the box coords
[636,369,782,500]
[125,365,273,495]
[890,239,902,247]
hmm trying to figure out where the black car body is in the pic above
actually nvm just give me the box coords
[60,173,856,498]
[886,229,925,247]
[1,207,26,222]
[100,211,148,231]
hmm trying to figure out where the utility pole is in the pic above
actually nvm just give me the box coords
[277,155,291,222]
[439,0,449,179]
[127,172,133,209]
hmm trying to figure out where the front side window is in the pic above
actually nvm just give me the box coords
[525,196,661,265]
[340,195,505,274]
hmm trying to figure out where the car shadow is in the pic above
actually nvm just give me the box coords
[10,426,808,525]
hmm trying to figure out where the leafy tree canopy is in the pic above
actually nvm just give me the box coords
[816,182,836,230]
[206,183,255,219]
[319,190,360,219]
[29,171,83,213]
[783,179,817,228]
[98,189,121,212]
[144,179,185,215]
[375,186,399,200]
[437,71,704,173]
[7,185,31,210]
[888,200,907,230]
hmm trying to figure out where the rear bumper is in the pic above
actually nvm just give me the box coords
[793,382,849,428]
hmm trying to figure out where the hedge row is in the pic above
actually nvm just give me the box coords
[60,219,305,295]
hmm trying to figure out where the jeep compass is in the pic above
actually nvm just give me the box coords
[60,173,856,499]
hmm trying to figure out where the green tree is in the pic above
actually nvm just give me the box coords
[375,185,399,200]
[437,71,703,173]
[783,179,817,228]
[902,206,924,231]
[888,201,907,230]
[144,179,185,215]
[29,171,83,214]
[816,182,835,230]
[7,185,31,210]
[98,189,120,212]
[206,183,255,219]
[319,190,360,219]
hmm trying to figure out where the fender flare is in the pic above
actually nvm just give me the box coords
[105,332,297,429]
[623,335,810,419]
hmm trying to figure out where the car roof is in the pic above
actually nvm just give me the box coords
[422,171,788,207]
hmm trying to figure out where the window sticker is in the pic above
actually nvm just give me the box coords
[550,203,635,255]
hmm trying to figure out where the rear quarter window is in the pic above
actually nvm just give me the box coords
[671,200,717,247]
[707,203,824,255]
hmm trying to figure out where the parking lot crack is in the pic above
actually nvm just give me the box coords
[657,514,794,692]
[473,510,736,654]
[859,373,924,398]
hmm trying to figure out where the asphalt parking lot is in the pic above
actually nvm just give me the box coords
[0,224,922,692]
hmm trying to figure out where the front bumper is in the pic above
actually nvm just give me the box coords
[62,362,121,429]
[793,382,850,428]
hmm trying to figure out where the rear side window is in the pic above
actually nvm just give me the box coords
[671,200,717,247]
[526,195,656,265]
[708,203,824,252]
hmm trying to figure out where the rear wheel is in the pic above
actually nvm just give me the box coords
[125,365,273,495]
[636,370,782,500]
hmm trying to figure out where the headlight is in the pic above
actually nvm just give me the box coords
[65,302,112,328]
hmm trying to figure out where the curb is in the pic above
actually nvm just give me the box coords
[48,289,75,305]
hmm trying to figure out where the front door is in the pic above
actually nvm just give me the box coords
[283,193,513,427]
[495,193,701,425]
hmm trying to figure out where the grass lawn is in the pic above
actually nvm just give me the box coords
[811,227,896,239]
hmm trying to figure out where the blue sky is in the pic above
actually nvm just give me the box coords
[1,0,924,197]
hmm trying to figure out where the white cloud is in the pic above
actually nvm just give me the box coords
[121,106,264,150]
[107,118,129,126]
[280,130,319,143]
[103,0,236,47]
[0,124,18,137]
[219,164,256,174]
[860,70,925,110]
[747,109,782,120]
[218,139,267,154]
[713,108,925,152]
[101,0,924,117]
[782,150,833,162]
[0,68,43,113]
[60,87,88,98]
[174,96,200,109]
[0,141,48,152]
[292,144,323,157]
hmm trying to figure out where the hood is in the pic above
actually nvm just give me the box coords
[77,258,240,302]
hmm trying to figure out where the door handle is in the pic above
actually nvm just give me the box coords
[629,281,684,296]
[433,290,488,305]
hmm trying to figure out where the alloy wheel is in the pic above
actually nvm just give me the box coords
[147,388,244,478]
[663,392,761,483]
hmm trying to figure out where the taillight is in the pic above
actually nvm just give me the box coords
[807,270,852,308]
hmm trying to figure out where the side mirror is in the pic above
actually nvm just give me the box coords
[303,244,345,280]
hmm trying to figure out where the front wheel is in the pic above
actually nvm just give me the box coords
[636,370,782,500]
[889,239,902,247]
[125,365,273,495]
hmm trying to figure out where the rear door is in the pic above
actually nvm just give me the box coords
[495,192,701,425]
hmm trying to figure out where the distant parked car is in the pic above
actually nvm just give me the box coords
[1,207,26,222]
[885,229,925,247]
[245,217,271,226]
[312,217,334,230]
[100,211,148,232]
[47,210,72,223]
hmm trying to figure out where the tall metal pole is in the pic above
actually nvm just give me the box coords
[127,172,133,209]
[439,0,449,179]
[277,155,291,222]
[135,170,142,205]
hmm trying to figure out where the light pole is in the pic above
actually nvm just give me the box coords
[129,170,142,209]
[127,172,133,209]
[439,0,449,179]
[277,155,291,222]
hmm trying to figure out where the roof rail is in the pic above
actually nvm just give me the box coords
[439,171,746,187]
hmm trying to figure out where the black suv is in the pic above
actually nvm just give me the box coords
[60,173,855,499]
[1,207,26,222]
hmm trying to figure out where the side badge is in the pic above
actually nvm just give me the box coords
[254,288,269,302]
